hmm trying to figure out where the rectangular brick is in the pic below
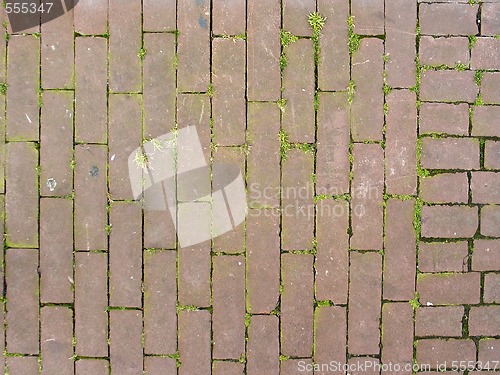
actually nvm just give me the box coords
[420,3,478,35]
[0,9,6,83]
[178,310,211,375]
[417,272,481,305]
[420,173,469,204]
[351,144,384,250]
[283,0,314,36]
[415,306,464,337]
[6,249,39,354]
[421,205,478,238]
[213,0,245,35]
[75,37,107,143]
[178,243,211,307]
[416,339,476,368]
[281,254,314,357]
[420,37,469,67]
[40,91,73,196]
[74,144,108,251]
[472,172,500,204]
[348,358,380,375]
[75,252,108,357]
[420,138,480,170]
[76,360,109,375]
[177,95,211,162]
[485,141,500,169]
[479,339,500,363]
[418,242,469,273]
[0,96,4,193]
[481,73,500,104]
[213,362,244,375]
[110,310,143,374]
[6,35,39,141]
[247,315,279,375]
[385,90,417,195]
[351,39,384,141]
[352,0,384,35]
[282,360,313,375]
[6,357,39,375]
[472,239,500,271]
[144,357,177,375]
[472,106,500,137]
[283,38,315,143]
[348,252,382,355]
[482,3,500,36]
[41,306,73,375]
[143,0,175,32]
[419,103,469,136]
[5,142,38,247]
[481,205,500,237]
[314,306,346,374]
[74,0,107,34]
[484,273,500,303]
[472,38,500,70]
[420,70,478,103]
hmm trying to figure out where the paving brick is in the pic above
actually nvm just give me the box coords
[6,249,39,354]
[472,38,500,70]
[351,144,384,250]
[246,212,280,314]
[384,199,416,300]
[0,96,4,194]
[416,339,476,368]
[177,95,211,161]
[6,357,39,375]
[283,0,314,36]
[348,252,382,355]
[178,0,210,92]
[74,144,108,251]
[143,33,176,139]
[247,315,279,375]
[74,0,107,34]
[5,142,38,247]
[178,243,211,307]
[421,206,478,239]
[75,360,109,375]
[41,306,73,375]
[418,242,469,273]
[469,306,500,336]
[317,92,350,196]
[75,37,107,143]
[419,3,478,36]
[472,239,500,271]
[144,357,177,375]
[110,310,143,375]
[247,0,281,101]
[247,102,281,208]
[472,106,500,137]
[144,209,177,249]
[318,0,349,90]
[0,10,6,83]
[352,0,384,35]
[178,310,211,375]
[282,38,315,143]
[213,362,244,375]
[482,3,500,36]
[213,39,246,146]
[472,172,500,204]
[417,272,481,305]
[420,71,478,103]
[347,358,380,375]
[478,339,500,363]
[484,273,500,303]
[351,38,384,141]
[419,103,470,136]
[420,173,469,203]
[481,73,500,104]
[6,35,39,141]
[213,0,245,35]
[385,0,417,88]
[75,252,108,357]
[281,253,314,357]
[420,138,480,170]
[420,37,469,67]
[481,205,500,237]
[316,200,349,304]
[314,306,346,374]
[0,196,3,297]
[282,149,314,251]
[485,141,500,169]
[415,306,464,337]
[386,90,417,195]
[143,0,175,32]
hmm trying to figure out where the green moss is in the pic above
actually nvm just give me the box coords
[383,84,392,95]
[279,130,292,160]
[454,63,467,71]
[207,83,214,97]
[409,292,421,310]
[280,30,298,47]
[347,80,356,105]
[468,35,477,49]
[348,16,360,55]
[277,98,287,113]
[0,82,7,95]
[138,48,147,60]
[474,70,484,86]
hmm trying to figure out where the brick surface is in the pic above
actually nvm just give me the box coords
[420,71,478,103]
[420,173,469,203]
[143,0,176,32]
[247,315,279,375]
[213,362,245,375]
[41,306,73,375]
[178,310,211,375]
[485,141,500,169]
[144,357,177,375]
[352,0,384,35]
[472,106,500,137]
[415,306,464,337]
[478,339,500,363]
[178,243,211,307]
[416,339,476,368]
[469,306,500,336]
[417,272,481,305]
[382,303,414,374]
[482,3,500,36]
[6,357,39,375]
[472,239,500,271]
[420,138,479,170]
[420,37,469,67]
[347,358,380,375]
[481,73,500,104]
[75,360,109,375]
[74,0,107,34]
[418,242,469,273]
[282,359,313,375]
[484,273,500,304]
[110,310,143,375]
[0,96,4,194]
[283,0,315,36]
[213,0,245,35]
[314,306,346,374]
[471,38,500,70]
[481,205,500,237]
[472,172,500,204]
[419,3,478,36]
[421,205,478,238]
[419,103,469,136]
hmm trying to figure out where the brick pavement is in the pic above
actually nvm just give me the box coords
[0,0,499,374]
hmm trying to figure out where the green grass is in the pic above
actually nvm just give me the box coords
[409,292,421,310]
[279,130,292,160]
[207,83,214,97]
[347,80,356,105]
[468,35,477,49]
[280,53,288,71]
[308,12,326,35]
[474,70,484,86]
[138,48,147,60]
[0,83,7,95]
[277,98,287,113]
[348,16,361,55]
[280,30,298,47]
[133,150,149,170]
[454,63,467,71]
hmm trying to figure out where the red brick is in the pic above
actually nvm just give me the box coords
[485,141,500,169]
[247,315,279,375]
[143,0,175,32]
[348,252,382,355]
[281,253,314,357]
[75,360,109,375]
[178,0,210,92]
[75,37,107,143]
[352,0,384,35]
[469,306,500,336]
[110,310,143,375]
[6,249,39,354]
[473,239,500,271]
[74,0,107,34]
[317,92,350,196]
[144,209,177,249]
[74,144,108,251]
[283,0,314,36]
[351,144,384,250]
[420,37,469,67]
[415,306,464,337]
[314,306,346,374]
[472,172,500,204]
[282,359,313,374]
[420,70,478,103]
[385,0,417,88]
[177,95,211,161]
[351,38,384,141]
[420,173,469,204]
[416,339,476,368]
[478,339,500,363]
[213,362,244,375]
[347,358,380,375]
[472,37,500,70]
[472,106,500,137]
[213,0,245,35]
[481,205,500,237]
[6,357,39,375]
[282,38,315,143]
[417,272,481,305]
[418,242,469,273]
[422,205,478,239]
[6,35,39,141]
[419,103,470,136]
[178,243,211,307]
[5,142,38,247]
[384,199,416,300]
[481,73,500,104]
[419,3,478,36]
[482,3,500,36]
[41,306,73,375]
[75,252,108,357]
[385,90,417,195]
[144,357,177,375]
[420,138,480,170]
[178,310,211,375]
[484,273,500,303]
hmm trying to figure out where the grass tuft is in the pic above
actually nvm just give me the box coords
[348,16,361,55]
[277,98,287,113]
[347,80,356,105]
[409,292,421,310]
[138,48,147,60]
[0,82,7,95]
[308,12,326,35]
[280,30,298,48]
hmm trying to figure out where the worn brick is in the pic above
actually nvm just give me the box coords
[419,103,470,136]
[144,357,177,375]
[6,35,39,141]
[143,0,175,32]
[213,362,244,375]
[6,357,39,375]
[416,339,476,368]
[5,142,38,247]
[144,209,177,249]
[420,173,469,203]
[384,199,416,300]
[213,0,245,35]
[177,95,211,161]
[74,144,107,251]
[314,306,346,374]
[348,252,382,355]
[178,310,211,375]
[472,106,500,137]
[484,273,500,303]
[481,205,500,237]
[41,306,73,375]
[352,0,384,35]
[485,141,500,169]
[415,306,464,337]
[283,0,314,36]
[282,39,315,143]
[420,3,478,36]
[478,339,500,363]
[418,242,469,273]
[110,310,143,375]
[469,306,500,336]
[75,252,108,357]
[178,243,211,307]
[420,37,469,67]
[472,239,500,271]
[420,138,479,170]
[481,73,500,104]
[422,206,478,239]
[417,272,481,305]
[351,144,384,250]
[75,360,109,375]
[6,249,39,354]
[472,172,500,204]
[472,38,500,70]
[247,315,279,375]
[482,3,500,36]
[281,254,314,357]
[74,0,107,34]
[347,358,380,375]
[75,37,107,143]
[386,90,417,195]
[351,38,384,141]
[282,360,313,374]
[420,71,478,103]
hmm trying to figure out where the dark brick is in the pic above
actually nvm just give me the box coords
[420,173,469,203]
[416,339,476,368]
[110,310,143,375]
[41,306,73,375]
[314,306,346,375]
[417,272,481,305]
[418,242,469,273]
[75,360,109,375]
[213,362,244,375]
[472,106,500,137]
[415,306,464,337]
[472,38,500,70]
[420,138,480,170]
[247,315,279,375]
[283,0,314,36]
[178,243,211,307]
[6,357,39,375]
[178,310,211,375]
[469,306,500,336]
[74,0,107,34]
[481,205,500,237]
[420,37,469,67]
[419,103,469,136]
[485,141,500,169]
[472,239,500,271]
[213,0,245,35]
[420,3,478,35]
[472,172,500,204]
[143,0,175,32]
[481,73,500,104]
[482,3,500,36]
[352,0,384,35]
[144,357,177,375]
[478,339,500,363]
[484,273,500,303]
[422,205,478,238]
[420,70,478,103]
